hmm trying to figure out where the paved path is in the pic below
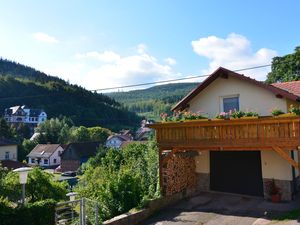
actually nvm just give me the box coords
[142,192,300,225]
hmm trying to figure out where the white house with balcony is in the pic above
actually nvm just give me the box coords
[4,105,47,125]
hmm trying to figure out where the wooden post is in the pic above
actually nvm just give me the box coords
[158,147,163,196]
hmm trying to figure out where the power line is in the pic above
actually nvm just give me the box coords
[91,64,272,92]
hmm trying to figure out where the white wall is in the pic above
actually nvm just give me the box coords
[261,150,293,181]
[49,146,63,166]
[0,145,17,161]
[195,151,209,173]
[188,76,288,117]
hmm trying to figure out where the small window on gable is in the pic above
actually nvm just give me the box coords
[222,96,239,112]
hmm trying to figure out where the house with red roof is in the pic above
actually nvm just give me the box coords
[149,67,300,202]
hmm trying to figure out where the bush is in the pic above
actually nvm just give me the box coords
[0,199,56,225]
[76,141,160,221]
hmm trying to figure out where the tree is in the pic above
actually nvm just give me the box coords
[266,47,300,83]
[35,117,73,144]
[1,167,67,203]
[0,118,15,140]
[87,127,111,143]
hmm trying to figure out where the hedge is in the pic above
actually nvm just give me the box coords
[0,198,56,225]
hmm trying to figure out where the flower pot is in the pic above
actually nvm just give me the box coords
[240,116,259,119]
[271,194,281,203]
[276,113,296,117]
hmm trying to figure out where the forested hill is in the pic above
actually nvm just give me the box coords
[107,82,199,120]
[0,58,140,130]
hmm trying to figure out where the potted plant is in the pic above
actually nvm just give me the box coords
[289,105,300,115]
[230,110,245,119]
[213,112,228,120]
[182,111,208,121]
[243,111,259,119]
[267,179,281,203]
[271,108,285,117]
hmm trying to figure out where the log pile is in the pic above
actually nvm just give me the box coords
[162,152,196,196]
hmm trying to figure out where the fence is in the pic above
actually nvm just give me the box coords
[55,198,100,225]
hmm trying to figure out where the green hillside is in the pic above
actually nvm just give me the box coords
[107,82,199,120]
[0,58,140,130]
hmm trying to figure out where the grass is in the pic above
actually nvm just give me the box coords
[272,209,300,221]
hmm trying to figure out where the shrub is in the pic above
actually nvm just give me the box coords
[0,199,56,225]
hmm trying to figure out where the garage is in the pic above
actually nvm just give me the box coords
[210,151,264,197]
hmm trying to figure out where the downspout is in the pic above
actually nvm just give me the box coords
[291,150,297,197]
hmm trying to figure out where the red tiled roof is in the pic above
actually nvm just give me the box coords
[271,81,300,97]
[172,67,300,111]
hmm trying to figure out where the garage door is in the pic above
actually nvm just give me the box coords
[210,151,264,197]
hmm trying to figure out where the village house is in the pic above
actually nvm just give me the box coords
[4,105,47,125]
[0,138,18,162]
[105,130,133,149]
[60,142,101,172]
[149,67,300,201]
[27,144,64,168]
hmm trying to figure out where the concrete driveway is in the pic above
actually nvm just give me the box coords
[142,192,300,225]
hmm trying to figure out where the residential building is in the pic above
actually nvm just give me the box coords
[27,144,64,168]
[4,105,47,125]
[149,67,300,201]
[106,130,133,149]
[0,139,17,161]
[60,142,101,172]
[135,120,154,141]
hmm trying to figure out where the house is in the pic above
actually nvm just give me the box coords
[4,105,47,125]
[149,67,300,201]
[135,120,154,141]
[60,142,101,172]
[0,139,18,161]
[106,131,132,149]
[27,144,64,168]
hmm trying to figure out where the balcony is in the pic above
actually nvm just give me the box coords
[148,116,300,151]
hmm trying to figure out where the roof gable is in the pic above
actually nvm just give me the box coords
[172,67,300,111]
[27,144,61,158]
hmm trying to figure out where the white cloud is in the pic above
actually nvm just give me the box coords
[75,51,121,63]
[33,32,59,44]
[191,33,278,80]
[164,57,177,65]
[45,45,179,91]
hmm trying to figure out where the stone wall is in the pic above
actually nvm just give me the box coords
[263,178,293,201]
[162,152,196,196]
[195,172,210,191]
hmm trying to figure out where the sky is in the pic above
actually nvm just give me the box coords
[0,0,299,92]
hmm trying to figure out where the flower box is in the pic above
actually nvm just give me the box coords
[276,113,296,118]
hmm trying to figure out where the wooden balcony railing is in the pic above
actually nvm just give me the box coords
[148,116,300,151]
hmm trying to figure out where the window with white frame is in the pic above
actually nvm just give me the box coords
[221,95,239,112]
[44,159,48,164]
[31,158,35,163]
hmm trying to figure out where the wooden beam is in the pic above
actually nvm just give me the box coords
[272,146,299,169]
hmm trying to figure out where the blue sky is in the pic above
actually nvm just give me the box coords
[0,0,299,91]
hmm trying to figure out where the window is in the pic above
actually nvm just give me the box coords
[44,159,48,164]
[222,96,239,112]
[31,158,35,163]
[53,158,57,164]
[5,152,9,160]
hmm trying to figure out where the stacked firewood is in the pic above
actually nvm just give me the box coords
[162,153,196,196]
